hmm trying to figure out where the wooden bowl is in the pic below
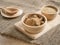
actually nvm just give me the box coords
[2,7,18,16]
[21,13,47,34]
[41,5,58,21]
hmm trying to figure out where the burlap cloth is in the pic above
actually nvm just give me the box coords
[0,0,60,45]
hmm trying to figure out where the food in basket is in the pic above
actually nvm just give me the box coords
[24,14,45,26]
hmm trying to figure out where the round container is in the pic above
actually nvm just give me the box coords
[41,5,58,21]
[1,6,23,18]
[2,7,18,15]
[21,13,47,34]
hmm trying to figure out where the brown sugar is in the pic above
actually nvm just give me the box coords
[24,14,45,26]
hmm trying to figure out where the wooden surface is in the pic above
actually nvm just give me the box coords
[0,0,60,45]
[0,35,37,45]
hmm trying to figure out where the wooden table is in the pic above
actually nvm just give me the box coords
[0,0,60,45]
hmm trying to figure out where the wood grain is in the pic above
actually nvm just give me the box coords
[0,0,60,45]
